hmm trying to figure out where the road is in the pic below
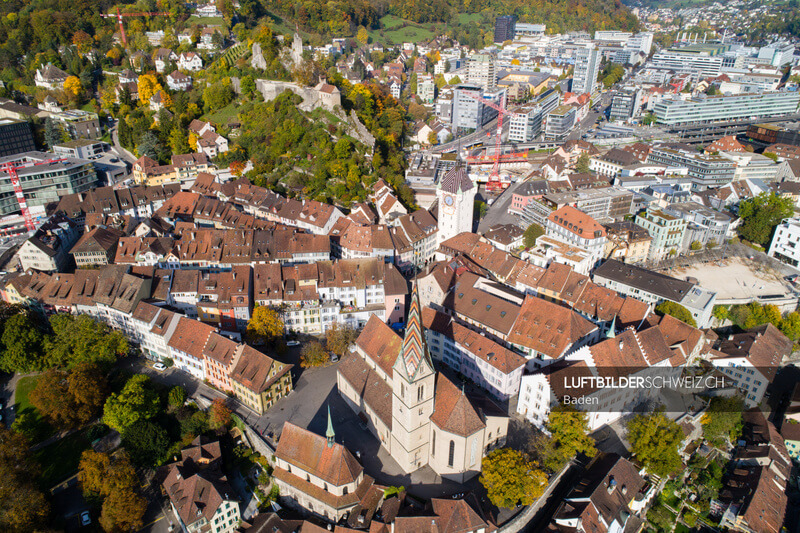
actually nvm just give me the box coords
[477,180,527,234]
[430,116,501,153]
[109,121,137,165]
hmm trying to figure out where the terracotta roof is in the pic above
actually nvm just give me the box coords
[229,345,291,394]
[422,307,525,374]
[508,294,597,359]
[712,323,792,382]
[355,315,402,376]
[430,374,486,437]
[337,354,393,429]
[167,317,215,358]
[275,422,363,487]
[547,206,606,239]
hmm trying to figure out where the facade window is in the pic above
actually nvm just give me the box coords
[417,385,424,401]
[448,440,455,468]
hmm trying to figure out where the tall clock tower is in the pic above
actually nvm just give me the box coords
[436,165,476,248]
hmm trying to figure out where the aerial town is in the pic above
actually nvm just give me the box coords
[1,0,800,532]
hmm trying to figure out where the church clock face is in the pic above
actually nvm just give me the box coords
[444,195,454,206]
[442,194,455,214]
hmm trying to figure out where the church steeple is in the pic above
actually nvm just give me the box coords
[393,281,434,382]
[606,315,616,339]
[326,405,335,448]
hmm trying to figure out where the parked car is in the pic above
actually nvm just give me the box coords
[153,362,166,371]
[286,340,300,347]
[80,511,91,526]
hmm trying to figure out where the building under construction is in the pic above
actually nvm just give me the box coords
[0,151,97,232]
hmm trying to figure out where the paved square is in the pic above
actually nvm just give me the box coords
[661,256,792,301]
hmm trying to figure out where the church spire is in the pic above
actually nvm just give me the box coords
[395,281,433,381]
[326,405,335,448]
[606,315,616,339]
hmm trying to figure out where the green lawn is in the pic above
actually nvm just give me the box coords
[455,13,482,24]
[674,523,691,533]
[14,375,41,413]
[369,15,439,45]
[202,103,239,127]
[34,429,92,488]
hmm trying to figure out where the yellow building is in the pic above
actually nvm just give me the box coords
[230,345,293,415]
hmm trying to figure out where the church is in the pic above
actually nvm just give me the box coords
[337,282,509,482]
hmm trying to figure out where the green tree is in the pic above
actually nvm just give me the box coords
[103,375,160,433]
[537,405,597,472]
[168,126,190,155]
[46,314,128,369]
[690,240,702,251]
[168,386,188,410]
[0,312,46,372]
[480,448,548,508]
[524,223,545,248]
[137,131,163,161]
[737,192,794,247]
[474,200,488,221]
[44,117,62,149]
[712,305,729,322]
[203,81,235,111]
[300,341,328,368]
[575,152,591,173]
[122,420,170,466]
[627,411,683,477]
[701,396,744,448]
[655,301,697,327]
[779,311,800,343]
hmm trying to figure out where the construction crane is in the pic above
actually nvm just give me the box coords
[0,157,66,233]
[101,7,169,47]
[464,91,519,192]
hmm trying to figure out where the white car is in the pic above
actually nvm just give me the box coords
[286,340,300,347]
[153,362,166,371]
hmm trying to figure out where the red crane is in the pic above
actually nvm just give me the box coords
[100,7,170,47]
[0,158,66,232]
[464,91,519,192]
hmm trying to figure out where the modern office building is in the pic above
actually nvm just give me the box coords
[610,88,643,123]
[649,46,728,77]
[451,85,502,133]
[494,15,517,43]
[0,151,97,217]
[467,53,497,91]
[653,92,800,126]
[572,45,601,95]
[647,145,737,189]
[544,105,577,141]
[514,23,546,38]
[0,118,36,157]
[508,90,559,142]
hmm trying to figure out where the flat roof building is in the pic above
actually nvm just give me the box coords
[654,92,800,126]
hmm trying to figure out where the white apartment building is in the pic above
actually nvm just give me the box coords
[768,218,800,271]
[572,45,601,95]
[544,206,607,268]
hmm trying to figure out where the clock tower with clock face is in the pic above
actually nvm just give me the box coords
[436,165,476,248]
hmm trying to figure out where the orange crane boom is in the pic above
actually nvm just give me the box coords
[100,7,169,46]
[464,91,519,192]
